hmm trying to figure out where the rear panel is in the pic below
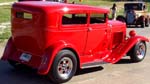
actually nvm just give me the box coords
[11,5,46,55]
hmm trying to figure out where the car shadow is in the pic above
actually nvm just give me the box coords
[0,61,104,84]
[115,57,132,64]
[75,66,104,76]
[0,58,136,84]
[127,25,144,28]
[0,61,53,84]
[9,69,54,84]
[116,59,132,64]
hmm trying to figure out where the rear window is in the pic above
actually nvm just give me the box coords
[16,12,32,20]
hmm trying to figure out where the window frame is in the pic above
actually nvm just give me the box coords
[15,11,33,20]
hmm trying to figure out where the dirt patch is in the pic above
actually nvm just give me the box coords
[0,41,6,59]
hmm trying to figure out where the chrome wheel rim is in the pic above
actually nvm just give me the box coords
[57,57,73,79]
[136,43,146,59]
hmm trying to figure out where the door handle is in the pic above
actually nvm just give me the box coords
[88,27,92,32]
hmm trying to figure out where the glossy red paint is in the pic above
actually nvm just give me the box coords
[2,1,149,76]
[129,30,136,37]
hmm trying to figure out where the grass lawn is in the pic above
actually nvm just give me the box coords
[0,27,11,42]
[147,3,150,12]
[0,5,11,23]
[69,0,114,6]
[0,0,16,3]
[0,5,11,42]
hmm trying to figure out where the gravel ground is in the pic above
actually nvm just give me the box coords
[127,28,150,38]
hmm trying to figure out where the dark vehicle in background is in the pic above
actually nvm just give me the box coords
[117,2,150,28]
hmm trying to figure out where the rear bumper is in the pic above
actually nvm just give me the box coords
[1,38,42,69]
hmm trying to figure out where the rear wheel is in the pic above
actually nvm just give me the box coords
[130,42,146,62]
[48,50,77,84]
[141,22,145,28]
[145,18,149,27]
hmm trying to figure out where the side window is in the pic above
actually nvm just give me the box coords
[90,13,106,24]
[16,12,32,20]
[62,14,87,25]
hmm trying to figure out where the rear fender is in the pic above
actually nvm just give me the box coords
[1,37,16,60]
[137,16,145,23]
[103,36,149,63]
[38,40,79,75]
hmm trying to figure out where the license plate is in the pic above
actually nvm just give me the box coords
[20,53,32,62]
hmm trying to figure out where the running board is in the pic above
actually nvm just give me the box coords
[81,60,108,69]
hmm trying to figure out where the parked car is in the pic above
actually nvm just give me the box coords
[117,2,150,28]
[1,1,149,83]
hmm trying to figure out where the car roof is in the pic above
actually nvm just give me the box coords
[13,1,109,13]
[124,1,145,4]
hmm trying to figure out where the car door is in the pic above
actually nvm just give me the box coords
[84,13,110,60]
[61,13,88,55]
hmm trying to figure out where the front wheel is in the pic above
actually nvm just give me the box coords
[130,42,146,62]
[48,50,77,84]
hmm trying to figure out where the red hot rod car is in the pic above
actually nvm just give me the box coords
[1,1,149,83]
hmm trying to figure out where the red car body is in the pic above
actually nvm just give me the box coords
[1,1,149,83]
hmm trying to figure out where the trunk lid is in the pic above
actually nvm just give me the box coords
[11,3,46,55]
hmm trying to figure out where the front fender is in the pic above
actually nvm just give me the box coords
[38,40,78,75]
[127,36,149,46]
[103,36,149,63]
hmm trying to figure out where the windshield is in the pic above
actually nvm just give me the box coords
[124,3,144,11]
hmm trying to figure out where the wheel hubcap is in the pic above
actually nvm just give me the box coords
[136,43,146,59]
[57,57,73,79]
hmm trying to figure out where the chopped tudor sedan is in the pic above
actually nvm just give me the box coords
[1,1,149,83]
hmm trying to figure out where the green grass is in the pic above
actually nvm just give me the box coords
[0,0,16,3]
[0,27,11,42]
[0,5,11,42]
[147,3,150,12]
[0,5,11,23]
[69,0,114,6]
